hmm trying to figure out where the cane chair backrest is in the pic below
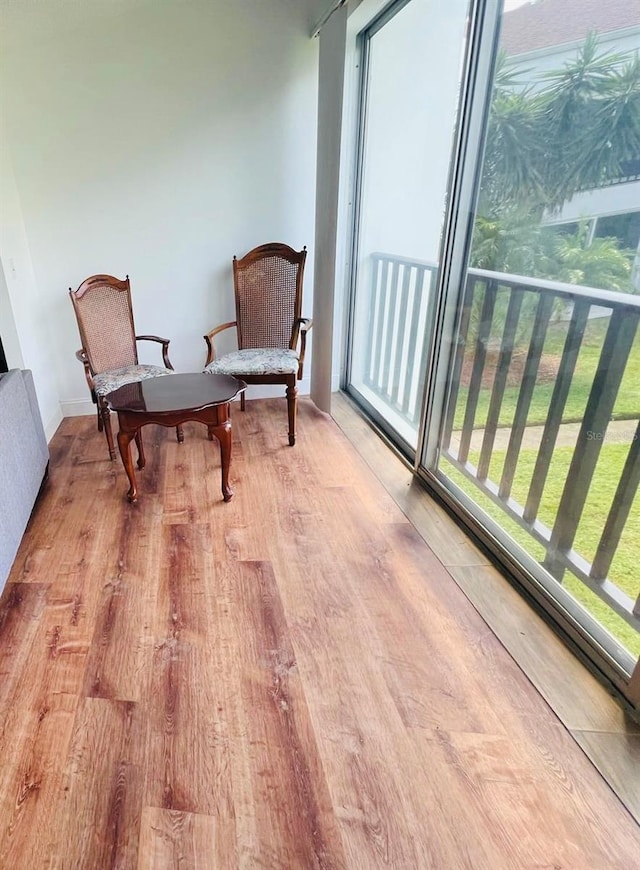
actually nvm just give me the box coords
[233,243,306,350]
[69,274,138,375]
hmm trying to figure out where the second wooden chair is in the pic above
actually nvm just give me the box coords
[203,242,312,446]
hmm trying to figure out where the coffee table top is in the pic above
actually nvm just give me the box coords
[106,373,246,414]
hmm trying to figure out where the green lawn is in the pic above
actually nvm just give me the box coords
[453,316,640,430]
[442,442,640,656]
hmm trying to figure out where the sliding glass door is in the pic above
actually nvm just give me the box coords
[345,0,471,454]
[420,1,640,698]
[345,0,640,705]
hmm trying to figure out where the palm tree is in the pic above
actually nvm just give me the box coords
[477,56,546,214]
[552,227,633,290]
[541,33,640,206]
[472,32,640,292]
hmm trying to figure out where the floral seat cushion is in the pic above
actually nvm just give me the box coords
[204,348,299,376]
[93,364,173,396]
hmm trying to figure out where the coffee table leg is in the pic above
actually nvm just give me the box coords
[209,418,234,501]
[117,429,139,503]
[135,430,145,469]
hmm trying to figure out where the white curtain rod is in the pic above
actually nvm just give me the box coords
[311,0,348,38]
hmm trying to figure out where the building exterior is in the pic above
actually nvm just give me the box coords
[501,0,640,288]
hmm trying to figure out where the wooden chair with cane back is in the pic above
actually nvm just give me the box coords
[69,273,182,460]
[203,242,312,445]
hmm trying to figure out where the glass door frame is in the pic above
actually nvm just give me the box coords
[341,0,640,709]
[343,0,459,462]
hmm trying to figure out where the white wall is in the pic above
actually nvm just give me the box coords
[0,0,319,424]
[0,127,62,438]
[0,258,23,373]
[554,181,640,223]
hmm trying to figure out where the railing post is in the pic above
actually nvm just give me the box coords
[591,418,640,582]
[498,292,554,501]
[363,255,381,388]
[442,273,475,450]
[544,310,639,580]
[458,279,497,463]
[401,265,429,419]
[523,301,590,523]
[478,287,523,480]
[380,259,400,396]
[389,263,411,408]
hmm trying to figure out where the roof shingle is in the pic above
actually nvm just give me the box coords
[501,0,640,56]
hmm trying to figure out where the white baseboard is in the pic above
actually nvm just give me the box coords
[60,398,95,418]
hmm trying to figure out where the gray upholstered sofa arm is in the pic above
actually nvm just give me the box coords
[0,369,49,591]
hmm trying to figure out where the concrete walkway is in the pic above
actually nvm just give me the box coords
[451,418,639,454]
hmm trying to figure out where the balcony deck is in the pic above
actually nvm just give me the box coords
[0,397,638,866]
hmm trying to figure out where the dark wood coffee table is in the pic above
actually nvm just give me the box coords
[106,373,246,503]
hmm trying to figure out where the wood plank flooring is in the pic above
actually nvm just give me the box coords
[1,397,640,868]
[331,391,640,826]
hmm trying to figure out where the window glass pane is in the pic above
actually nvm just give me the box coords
[594,211,640,250]
[346,0,470,452]
[431,0,640,668]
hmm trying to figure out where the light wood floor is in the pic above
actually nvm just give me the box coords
[332,392,640,826]
[1,397,640,868]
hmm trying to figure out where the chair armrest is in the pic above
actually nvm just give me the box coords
[75,348,96,397]
[295,318,313,377]
[203,321,237,367]
[136,334,173,369]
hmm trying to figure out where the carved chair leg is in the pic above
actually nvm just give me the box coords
[240,392,246,412]
[176,425,184,444]
[97,403,103,432]
[286,378,298,447]
[99,399,117,461]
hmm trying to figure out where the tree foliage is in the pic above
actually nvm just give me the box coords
[472,33,640,292]
[473,216,633,290]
